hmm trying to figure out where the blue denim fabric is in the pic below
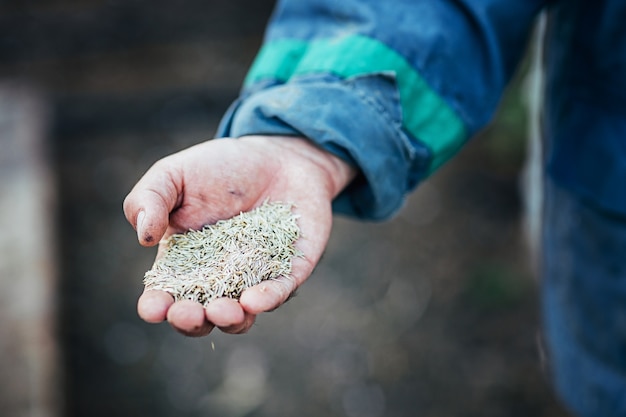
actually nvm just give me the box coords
[543,179,626,417]
[264,0,545,134]
[223,0,626,219]
[545,1,626,216]
[218,3,626,413]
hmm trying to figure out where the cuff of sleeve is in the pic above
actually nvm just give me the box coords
[217,74,432,220]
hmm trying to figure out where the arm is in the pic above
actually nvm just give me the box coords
[125,0,547,336]
[221,0,548,219]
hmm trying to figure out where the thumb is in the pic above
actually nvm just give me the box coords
[123,162,182,246]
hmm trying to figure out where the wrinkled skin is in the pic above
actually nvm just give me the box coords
[123,136,356,336]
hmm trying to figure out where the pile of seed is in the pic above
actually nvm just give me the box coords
[143,201,301,306]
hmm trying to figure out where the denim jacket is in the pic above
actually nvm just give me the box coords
[215,3,626,416]
[217,0,626,220]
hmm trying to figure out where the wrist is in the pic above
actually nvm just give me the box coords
[240,135,357,198]
[284,136,357,198]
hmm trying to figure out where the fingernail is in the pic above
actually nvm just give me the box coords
[136,210,146,238]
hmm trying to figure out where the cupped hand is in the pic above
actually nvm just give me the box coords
[123,136,356,336]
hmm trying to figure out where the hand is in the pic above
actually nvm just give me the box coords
[123,136,356,336]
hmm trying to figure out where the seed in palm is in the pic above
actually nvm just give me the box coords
[143,201,302,307]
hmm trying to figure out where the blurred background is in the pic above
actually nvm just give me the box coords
[0,1,570,416]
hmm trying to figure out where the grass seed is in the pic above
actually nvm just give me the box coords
[143,201,301,306]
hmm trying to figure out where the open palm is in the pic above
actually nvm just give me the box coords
[123,135,355,336]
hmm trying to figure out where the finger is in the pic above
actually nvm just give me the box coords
[167,300,214,337]
[204,298,256,334]
[239,274,300,314]
[218,312,257,334]
[204,297,245,327]
[123,162,182,246]
[137,290,175,323]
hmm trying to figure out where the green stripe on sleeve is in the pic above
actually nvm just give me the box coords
[243,40,308,87]
[244,35,467,174]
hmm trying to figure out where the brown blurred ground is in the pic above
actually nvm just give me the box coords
[0,1,571,416]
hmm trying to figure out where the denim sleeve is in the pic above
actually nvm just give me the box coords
[218,74,430,220]
[217,0,547,220]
